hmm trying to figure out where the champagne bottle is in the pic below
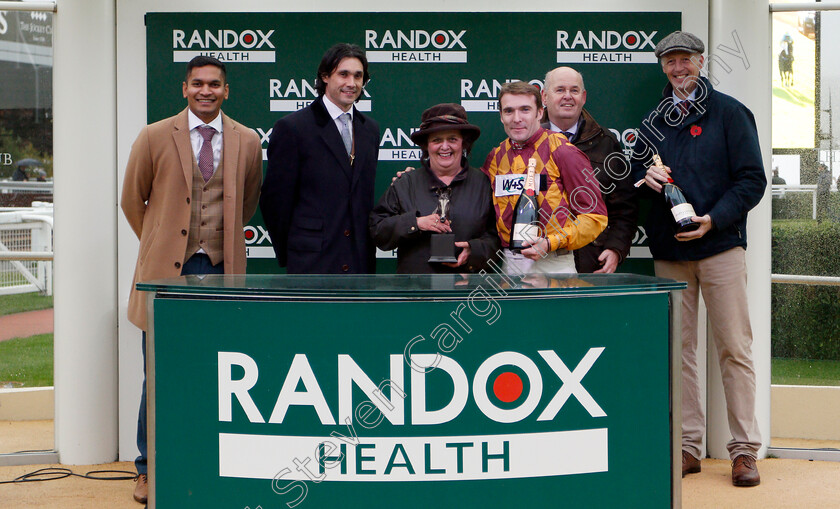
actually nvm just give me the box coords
[510,158,540,251]
[654,155,700,233]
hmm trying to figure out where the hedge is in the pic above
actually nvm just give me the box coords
[772,192,840,221]
[771,220,840,360]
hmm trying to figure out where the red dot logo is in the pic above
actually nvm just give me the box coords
[493,372,523,403]
[434,34,446,45]
[244,229,255,240]
[243,33,255,44]
[627,34,637,45]
[626,132,636,143]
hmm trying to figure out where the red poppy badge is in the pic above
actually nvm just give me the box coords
[690,125,702,137]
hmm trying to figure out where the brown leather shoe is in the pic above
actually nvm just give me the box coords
[732,454,760,487]
[134,473,148,503]
[682,450,701,477]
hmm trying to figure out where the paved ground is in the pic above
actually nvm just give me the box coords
[682,457,840,508]
[0,309,54,342]
[0,461,139,509]
[0,418,838,509]
[0,457,838,508]
[0,420,53,454]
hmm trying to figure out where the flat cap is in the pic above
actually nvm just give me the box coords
[654,31,705,58]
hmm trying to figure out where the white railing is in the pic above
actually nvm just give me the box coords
[0,2,55,12]
[770,2,840,12]
[0,181,54,208]
[0,181,53,193]
[0,203,54,296]
[772,274,840,286]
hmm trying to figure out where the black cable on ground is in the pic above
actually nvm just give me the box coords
[82,470,138,481]
[0,468,71,484]
[0,467,137,485]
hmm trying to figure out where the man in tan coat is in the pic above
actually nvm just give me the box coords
[120,55,262,503]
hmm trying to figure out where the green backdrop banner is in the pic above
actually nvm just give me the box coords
[153,290,673,507]
[145,12,680,272]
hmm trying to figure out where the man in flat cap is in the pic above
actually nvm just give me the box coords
[630,31,766,486]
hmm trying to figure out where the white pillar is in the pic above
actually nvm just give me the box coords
[707,0,772,460]
[53,0,119,464]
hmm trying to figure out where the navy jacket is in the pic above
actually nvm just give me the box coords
[630,77,766,261]
[260,96,380,273]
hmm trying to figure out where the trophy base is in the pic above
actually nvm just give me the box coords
[429,233,458,264]
[428,256,459,263]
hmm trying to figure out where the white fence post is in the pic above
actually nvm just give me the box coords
[0,206,55,295]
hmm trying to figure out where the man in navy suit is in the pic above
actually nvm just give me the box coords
[261,43,380,273]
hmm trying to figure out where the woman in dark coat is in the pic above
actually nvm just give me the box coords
[370,103,499,273]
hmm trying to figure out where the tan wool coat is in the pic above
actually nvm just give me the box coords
[121,108,262,330]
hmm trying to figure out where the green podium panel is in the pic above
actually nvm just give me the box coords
[139,274,684,508]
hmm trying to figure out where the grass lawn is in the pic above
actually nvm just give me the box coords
[0,333,53,387]
[772,358,840,386]
[0,292,53,316]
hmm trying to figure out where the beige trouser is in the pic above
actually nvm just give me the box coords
[502,248,576,275]
[655,246,762,460]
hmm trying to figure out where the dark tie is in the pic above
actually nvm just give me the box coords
[562,131,574,142]
[678,101,692,116]
[197,126,216,182]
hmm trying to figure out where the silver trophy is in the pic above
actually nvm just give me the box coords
[428,188,457,263]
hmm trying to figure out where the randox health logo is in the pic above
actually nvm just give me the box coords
[365,29,468,63]
[268,78,372,112]
[172,28,276,63]
[378,127,422,161]
[459,78,544,112]
[556,29,659,64]
[216,347,608,482]
[244,223,274,259]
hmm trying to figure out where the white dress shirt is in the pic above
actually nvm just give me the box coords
[187,110,223,254]
[672,88,698,108]
[188,109,224,174]
[549,119,579,138]
[322,95,353,147]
